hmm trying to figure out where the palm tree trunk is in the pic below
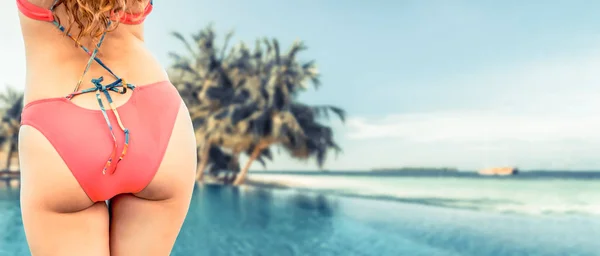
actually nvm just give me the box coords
[233,144,265,186]
[195,146,210,181]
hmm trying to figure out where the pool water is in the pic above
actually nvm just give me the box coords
[1,183,599,255]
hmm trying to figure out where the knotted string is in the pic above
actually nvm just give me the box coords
[50,0,134,175]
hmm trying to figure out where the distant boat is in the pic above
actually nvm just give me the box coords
[478,167,519,176]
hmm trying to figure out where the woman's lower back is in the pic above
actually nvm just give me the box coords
[17,1,198,255]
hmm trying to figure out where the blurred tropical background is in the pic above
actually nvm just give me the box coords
[2,1,600,255]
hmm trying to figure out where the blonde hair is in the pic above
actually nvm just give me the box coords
[54,0,145,42]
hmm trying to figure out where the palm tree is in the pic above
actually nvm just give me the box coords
[0,86,24,172]
[169,25,345,185]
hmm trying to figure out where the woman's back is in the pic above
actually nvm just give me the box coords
[20,0,166,107]
[17,1,197,255]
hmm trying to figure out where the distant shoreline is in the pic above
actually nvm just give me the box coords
[370,167,459,172]
[249,170,600,180]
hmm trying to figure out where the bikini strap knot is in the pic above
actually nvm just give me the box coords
[91,77,107,91]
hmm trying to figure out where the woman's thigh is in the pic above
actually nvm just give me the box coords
[19,125,110,256]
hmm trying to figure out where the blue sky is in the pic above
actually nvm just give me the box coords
[2,1,600,171]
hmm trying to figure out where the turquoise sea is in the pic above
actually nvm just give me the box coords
[1,173,599,255]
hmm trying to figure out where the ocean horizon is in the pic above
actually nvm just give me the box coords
[250,169,600,179]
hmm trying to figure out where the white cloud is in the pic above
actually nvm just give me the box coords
[346,111,600,143]
[348,47,600,145]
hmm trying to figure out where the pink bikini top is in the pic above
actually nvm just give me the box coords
[16,0,154,25]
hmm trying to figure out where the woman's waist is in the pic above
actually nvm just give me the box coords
[22,78,176,113]
[23,61,169,104]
